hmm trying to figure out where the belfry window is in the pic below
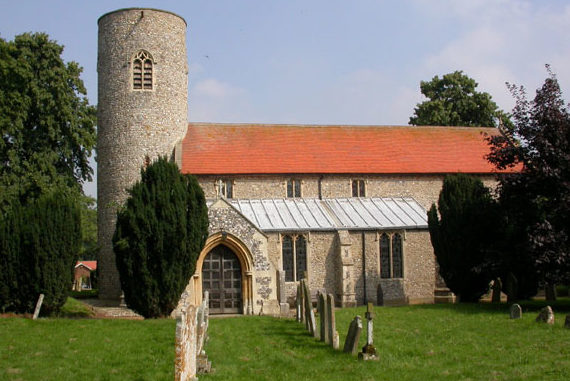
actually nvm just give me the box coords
[380,232,404,279]
[282,235,307,282]
[133,50,153,90]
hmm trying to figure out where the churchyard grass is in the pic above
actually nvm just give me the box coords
[1,302,569,380]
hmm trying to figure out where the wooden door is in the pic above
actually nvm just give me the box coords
[202,245,242,314]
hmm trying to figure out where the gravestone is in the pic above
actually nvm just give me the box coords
[535,306,554,325]
[510,303,522,319]
[32,294,44,320]
[302,280,317,336]
[296,283,302,322]
[491,278,502,303]
[358,303,379,361]
[326,294,338,349]
[565,314,570,329]
[318,292,328,342]
[300,281,306,326]
[343,315,363,355]
[377,284,384,306]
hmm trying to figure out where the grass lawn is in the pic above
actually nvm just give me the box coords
[1,302,569,380]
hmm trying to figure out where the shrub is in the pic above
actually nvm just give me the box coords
[0,190,81,315]
[428,174,500,302]
[113,158,208,318]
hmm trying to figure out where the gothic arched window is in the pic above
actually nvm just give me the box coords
[133,50,153,90]
[282,234,308,282]
[380,233,391,279]
[379,232,404,279]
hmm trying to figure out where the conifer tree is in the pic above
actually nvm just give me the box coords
[0,190,81,314]
[113,158,209,318]
[428,174,500,302]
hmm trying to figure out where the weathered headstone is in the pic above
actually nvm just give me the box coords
[297,280,307,328]
[535,306,554,325]
[32,294,44,320]
[359,302,378,361]
[296,283,302,322]
[318,292,328,342]
[377,283,384,306]
[343,315,363,355]
[565,314,570,329]
[326,294,337,348]
[302,280,317,337]
[332,330,340,350]
[491,278,502,303]
[509,303,522,319]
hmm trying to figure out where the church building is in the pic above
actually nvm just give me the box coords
[96,8,511,315]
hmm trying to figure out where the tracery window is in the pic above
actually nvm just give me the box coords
[282,235,307,282]
[352,179,365,197]
[133,50,153,90]
[380,232,403,279]
[287,179,301,198]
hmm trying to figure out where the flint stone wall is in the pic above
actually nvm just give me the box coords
[97,8,188,299]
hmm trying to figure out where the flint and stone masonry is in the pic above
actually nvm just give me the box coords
[97,8,188,299]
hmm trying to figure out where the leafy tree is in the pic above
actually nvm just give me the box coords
[487,66,570,290]
[428,174,500,302]
[113,158,209,318]
[0,189,81,315]
[410,71,510,127]
[0,33,96,211]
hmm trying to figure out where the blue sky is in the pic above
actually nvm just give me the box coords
[1,0,569,198]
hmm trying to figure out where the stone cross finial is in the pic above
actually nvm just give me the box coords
[359,302,378,361]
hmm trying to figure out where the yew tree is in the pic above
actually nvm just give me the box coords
[487,67,570,288]
[428,174,501,302]
[113,158,209,318]
[410,71,510,127]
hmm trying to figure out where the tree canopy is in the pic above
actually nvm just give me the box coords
[113,158,209,318]
[0,33,96,211]
[409,71,509,127]
[487,66,570,287]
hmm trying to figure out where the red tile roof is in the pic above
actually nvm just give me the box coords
[75,261,97,271]
[180,123,516,175]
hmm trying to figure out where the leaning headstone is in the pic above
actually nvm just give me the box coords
[299,282,305,324]
[564,314,570,329]
[326,294,336,348]
[535,306,554,325]
[358,302,378,361]
[296,283,302,322]
[32,294,44,320]
[509,303,522,319]
[491,278,502,304]
[343,315,363,355]
[318,292,328,342]
[303,280,317,336]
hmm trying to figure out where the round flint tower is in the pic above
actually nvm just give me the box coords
[97,8,188,299]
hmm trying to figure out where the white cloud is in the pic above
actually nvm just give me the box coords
[189,78,252,122]
[412,0,570,113]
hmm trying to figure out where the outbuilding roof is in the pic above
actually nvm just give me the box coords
[227,197,427,232]
[181,123,513,175]
[75,261,97,271]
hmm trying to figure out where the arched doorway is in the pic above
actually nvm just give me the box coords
[192,232,254,315]
[202,245,242,314]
